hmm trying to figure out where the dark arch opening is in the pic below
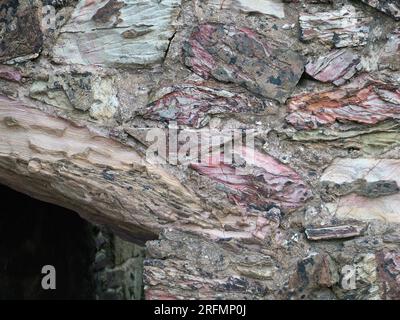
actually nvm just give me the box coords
[0,184,145,300]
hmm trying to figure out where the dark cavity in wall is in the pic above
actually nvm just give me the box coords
[0,184,145,300]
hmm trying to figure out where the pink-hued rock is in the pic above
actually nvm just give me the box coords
[286,76,400,129]
[0,65,22,82]
[190,147,312,212]
[143,84,267,128]
[183,23,304,103]
[305,49,361,85]
[377,250,400,299]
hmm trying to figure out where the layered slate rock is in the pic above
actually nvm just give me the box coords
[299,5,372,48]
[305,224,365,240]
[305,49,361,85]
[288,120,400,156]
[320,158,400,223]
[183,23,304,103]
[143,84,267,128]
[207,0,285,18]
[360,0,400,20]
[286,76,400,129]
[378,28,400,71]
[0,0,43,63]
[191,146,312,212]
[144,230,276,300]
[52,0,181,67]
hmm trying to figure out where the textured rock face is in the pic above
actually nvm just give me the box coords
[320,158,400,223]
[93,228,144,300]
[143,84,267,128]
[299,5,372,48]
[30,71,119,119]
[183,23,304,102]
[361,0,400,20]
[286,76,400,129]
[52,0,181,66]
[1,0,400,301]
[0,65,22,82]
[191,147,312,212]
[305,49,361,85]
[144,229,276,300]
[0,0,43,63]
[207,0,285,18]
[379,28,400,71]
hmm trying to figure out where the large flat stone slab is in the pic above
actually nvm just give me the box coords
[183,23,304,103]
[52,0,181,67]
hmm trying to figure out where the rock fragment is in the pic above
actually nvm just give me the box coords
[305,49,361,85]
[206,0,285,18]
[143,84,267,128]
[191,146,312,212]
[0,0,43,63]
[144,230,275,299]
[376,250,400,299]
[360,0,400,20]
[286,76,400,129]
[30,72,119,119]
[299,5,372,48]
[305,224,366,241]
[378,28,400,71]
[320,158,400,223]
[183,23,304,103]
[52,0,181,67]
[0,65,22,82]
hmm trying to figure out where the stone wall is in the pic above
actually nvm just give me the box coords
[0,0,400,300]
[93,227,145,300]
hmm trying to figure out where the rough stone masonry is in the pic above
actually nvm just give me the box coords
[0,0,400,299]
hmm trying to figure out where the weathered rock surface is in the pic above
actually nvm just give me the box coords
[206,0,285,18]
[286,76,400,129]
[377,250,400,299]
[52,0,181,67]
[183,23,304,103]
[360,0,400,20]
[142,83,267,128]
[378,28,400,71]
[321,158,400,223]
[191,146,312,212]
[1,0,400,301]
[0,65,22,82]
[0,0,43,63]
[305,49,362,85]
[305,224,366,241]
[299,5,372,48]
[29,71,119,119]
[144,230,277,299]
